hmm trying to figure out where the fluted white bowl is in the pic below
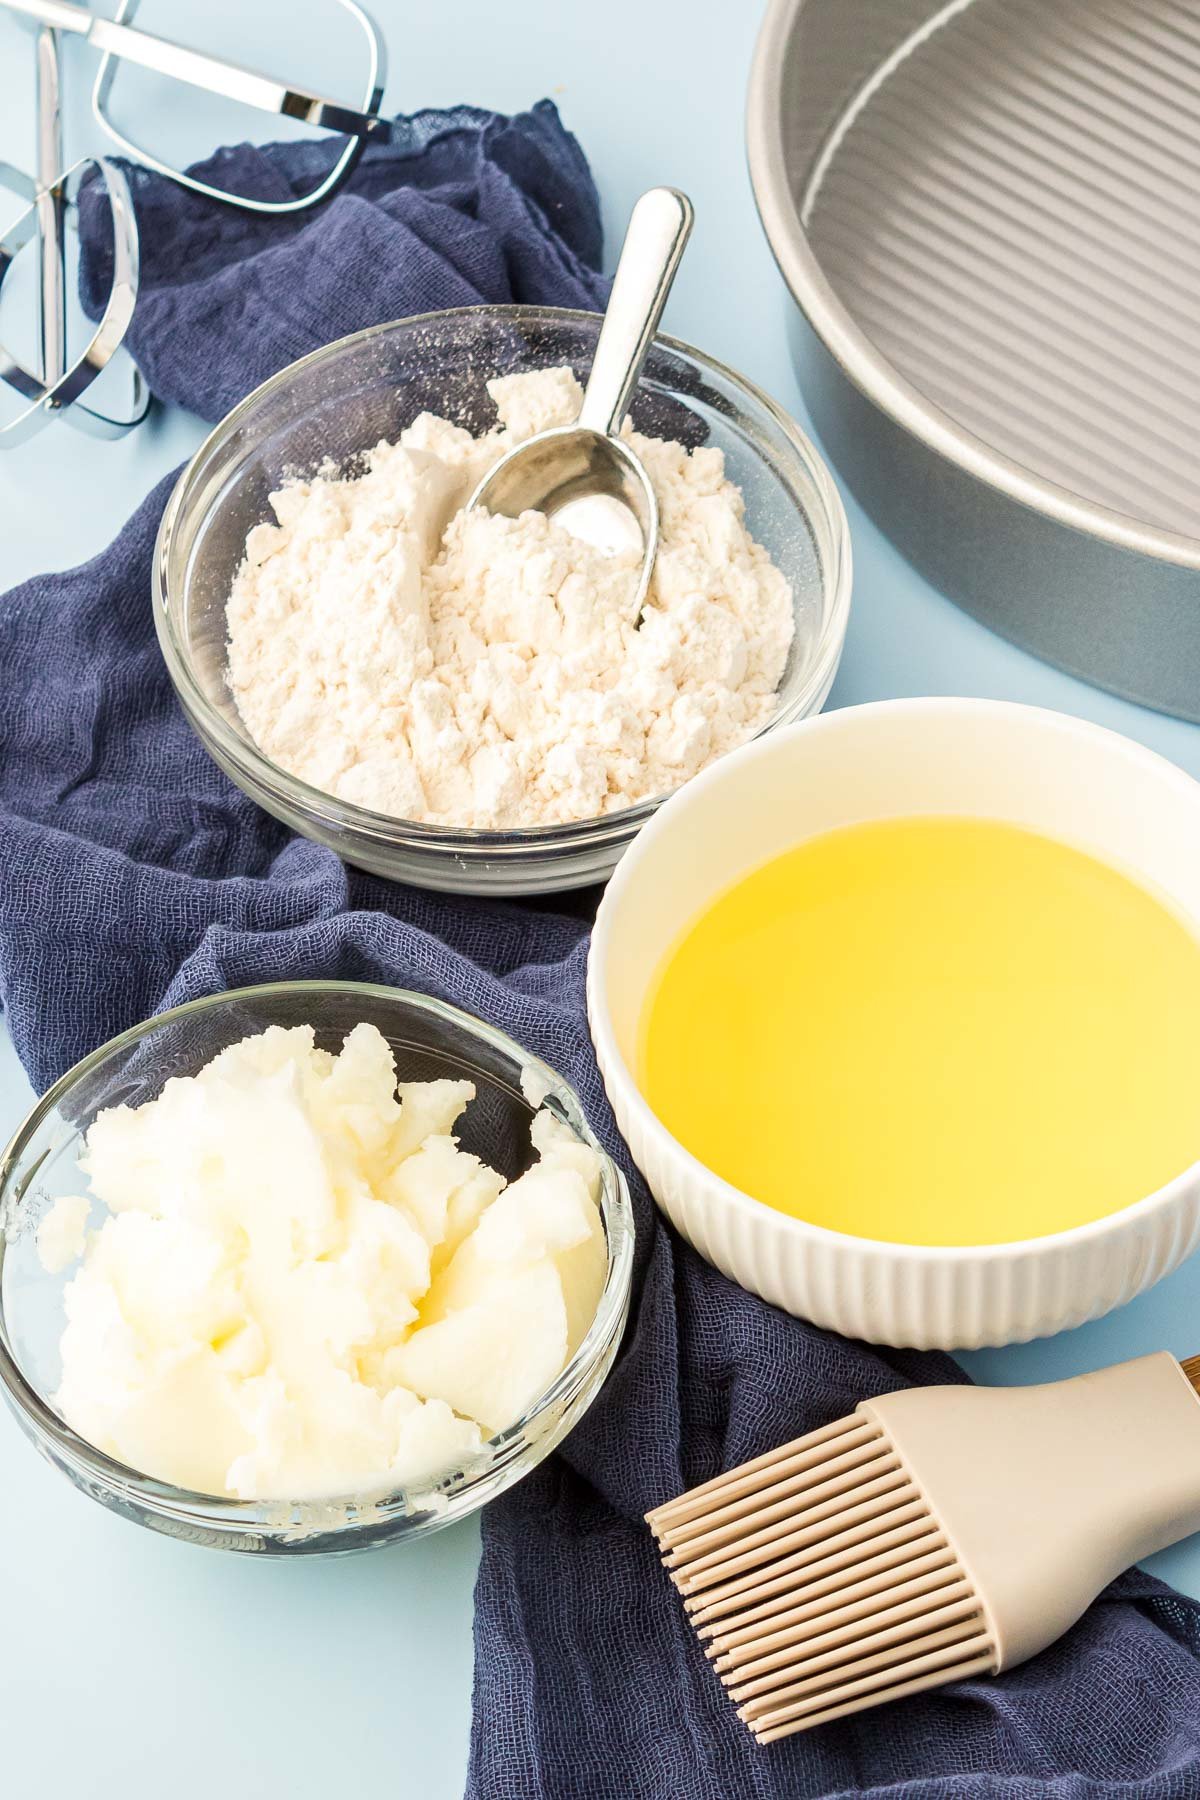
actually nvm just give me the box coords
[587,698,1200,1350]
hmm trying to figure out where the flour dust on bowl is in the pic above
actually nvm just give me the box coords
[748,0,1200,719]
[154,306,850,895]
[0,983,633,1553]
[588,699,1200,1350]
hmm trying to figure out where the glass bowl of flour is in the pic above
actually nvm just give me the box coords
[0,982,634,1553]
[154,307,851,894]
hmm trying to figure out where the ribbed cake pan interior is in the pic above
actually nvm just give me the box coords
[750,0,1200,719]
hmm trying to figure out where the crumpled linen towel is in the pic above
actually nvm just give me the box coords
[77,104,606,422]
[1,102,1199,1799]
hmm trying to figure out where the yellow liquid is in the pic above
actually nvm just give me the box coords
[638,818,1200,1245]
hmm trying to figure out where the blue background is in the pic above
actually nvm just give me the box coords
[4,2,1200,1792]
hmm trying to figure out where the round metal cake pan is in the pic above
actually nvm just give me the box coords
[748,0,1200,721]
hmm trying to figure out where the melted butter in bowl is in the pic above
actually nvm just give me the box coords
[588,697,1200,1347]
[638,817,1200,1247]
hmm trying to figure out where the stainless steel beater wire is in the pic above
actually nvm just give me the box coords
[35,23,66,388]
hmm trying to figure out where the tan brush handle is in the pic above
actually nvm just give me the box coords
[863,1352,1200,1671]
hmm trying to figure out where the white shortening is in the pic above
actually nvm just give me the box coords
[43,1023,606,1500]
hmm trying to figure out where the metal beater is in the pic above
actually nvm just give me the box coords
[0,0,394,442]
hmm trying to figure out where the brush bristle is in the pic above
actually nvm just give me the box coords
[647,1411,997,1742]
[1181,1355,1200,1398]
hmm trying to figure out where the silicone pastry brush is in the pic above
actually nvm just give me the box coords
[647,1353,1200,1744]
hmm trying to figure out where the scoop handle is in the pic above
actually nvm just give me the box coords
[578,186,694,439]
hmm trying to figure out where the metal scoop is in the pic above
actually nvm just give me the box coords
[467,186,694,615]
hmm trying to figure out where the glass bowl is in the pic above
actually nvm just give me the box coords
[153,305,852,895]
[0,982,634,1555]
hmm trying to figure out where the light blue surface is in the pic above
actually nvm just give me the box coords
[4,2,1200,1794]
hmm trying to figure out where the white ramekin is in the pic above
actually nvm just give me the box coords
[588,698,1200,1350]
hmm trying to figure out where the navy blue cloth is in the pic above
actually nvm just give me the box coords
[77,106,606,422]
[4,107,1200,1796]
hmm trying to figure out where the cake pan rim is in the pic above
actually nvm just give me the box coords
[746,0,1200,576]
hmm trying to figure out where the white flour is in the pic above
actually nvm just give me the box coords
[226,368,794,830]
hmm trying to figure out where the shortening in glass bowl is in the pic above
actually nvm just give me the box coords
[0,982,634,1554]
